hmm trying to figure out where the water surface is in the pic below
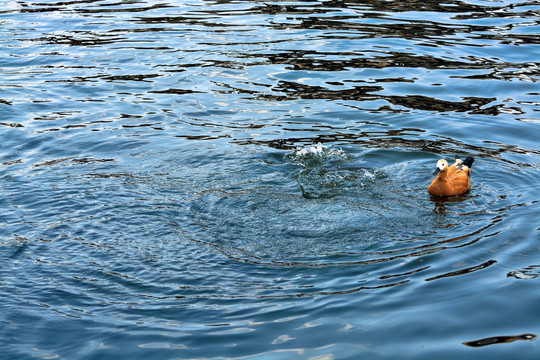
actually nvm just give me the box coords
[1,0,540,359]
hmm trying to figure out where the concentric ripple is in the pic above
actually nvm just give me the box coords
[185,144,532,284]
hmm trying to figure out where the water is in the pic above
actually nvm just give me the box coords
[1,0,539,359]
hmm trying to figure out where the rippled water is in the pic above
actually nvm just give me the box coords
[1,0,540,359]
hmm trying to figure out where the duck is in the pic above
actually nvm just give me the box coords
[428,156,474,196]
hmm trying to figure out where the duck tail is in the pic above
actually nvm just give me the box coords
[463,157,474,168]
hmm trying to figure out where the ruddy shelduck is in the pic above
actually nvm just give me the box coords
[428,156,474,196]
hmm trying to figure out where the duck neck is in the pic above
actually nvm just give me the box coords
[437,169,449,181]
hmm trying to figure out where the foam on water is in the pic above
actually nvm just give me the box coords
[287,142,349,165]
[289,144,384,198]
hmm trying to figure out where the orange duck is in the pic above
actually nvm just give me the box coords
[428,156,474,196]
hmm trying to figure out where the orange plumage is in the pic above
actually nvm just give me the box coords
[428,157,474,196]
[447,157,462,177]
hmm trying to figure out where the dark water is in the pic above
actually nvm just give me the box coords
[1,0,540,359]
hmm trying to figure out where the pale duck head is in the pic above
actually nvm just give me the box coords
[433,159,448,174]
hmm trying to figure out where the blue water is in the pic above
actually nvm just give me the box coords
[1,0,539,359]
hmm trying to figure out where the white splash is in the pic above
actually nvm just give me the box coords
[295,142,328,157]
[291,143,347,159]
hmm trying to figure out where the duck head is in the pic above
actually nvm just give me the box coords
[433,159,448,175]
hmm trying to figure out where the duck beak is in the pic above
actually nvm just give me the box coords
[433,167,441,175]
